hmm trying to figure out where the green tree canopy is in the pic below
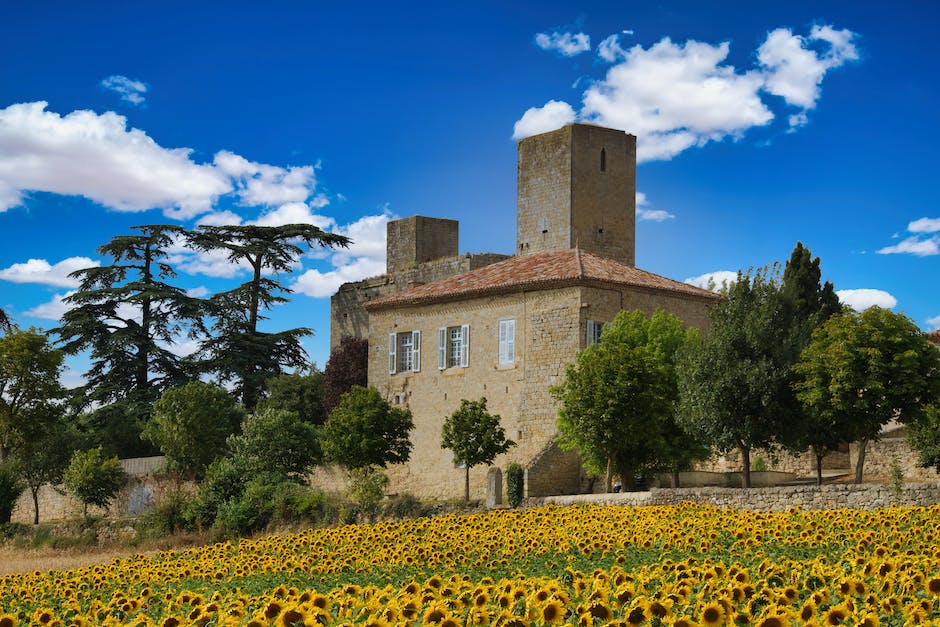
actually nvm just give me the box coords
[441,397,515,501]
[793,307,940,483]
[227,407,321,479]
[553,309,701,492]
[258,369,327,425]
[0,328,65,462]
[143,381,244,480]
[63,447,127,517]
[13,407,76,524]
[187,224,349,409]
[677,268,791,488]
[321,386,413,470]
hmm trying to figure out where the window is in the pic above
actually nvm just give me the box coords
[498,319,515,366]
[586,320,603,346]
[388,330,421,374]
[438,324,469,369]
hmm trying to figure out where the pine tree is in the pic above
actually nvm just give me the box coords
[54,225,206,455]
[187,224,349,409]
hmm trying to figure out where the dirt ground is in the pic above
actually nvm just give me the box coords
[0,546,137,576]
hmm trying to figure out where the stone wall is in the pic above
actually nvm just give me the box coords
[386,216,459,275]
[330,252,509,348]
[850,437,937,481]
[11,456,174,524]
[534,481,940,511]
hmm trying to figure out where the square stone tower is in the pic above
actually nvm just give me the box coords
[386,216,459,274]
[516,123,636,266]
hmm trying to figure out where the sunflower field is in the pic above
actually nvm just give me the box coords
[1,503,939,626]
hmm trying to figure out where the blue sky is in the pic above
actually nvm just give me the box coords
[1,1,937,387]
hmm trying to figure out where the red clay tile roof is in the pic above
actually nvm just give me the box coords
[365,248,719,310]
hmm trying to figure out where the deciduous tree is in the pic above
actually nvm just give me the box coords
[63,447,127,517]
[186,224,349,409]
[678,268,790,488]
[321,386,413,470]
[794,307,940,483]
[228,407,321,479]
[554,309,700,492]
[441,397,515,501]
[143,381,244,480]
[258,369,327,425]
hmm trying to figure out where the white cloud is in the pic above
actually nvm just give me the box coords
[635,191,674,222]
[291,211,393,298]
[927,315,940,332]
[185,286,210,298]
[758,26,858,110]
[535,31,591,57]
[251,201,334,228]
[684,270,738,292]
[908,217,940,233]
[214,151,315,207]
[23,290,74,320]
[514,24,858,162]
[877,235,939,257]
[196,210,244,226]
[100,75,149,105]
[292,257,387,299]
[837,288,897,311]
[0,102,230,216]
[0,102,326,219]
[512,100,576,140]
[0,256,99,288]
[597,32,630,62]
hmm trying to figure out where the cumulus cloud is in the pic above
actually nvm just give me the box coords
[514,24,859,161]
[837,288,897,311]
[927,314,940,332]
[878,217,940,256]
[684,270,738,293]
[214,151,315,207]
[535,31,591,57]
[635,191,674,222]
[291,211,394,298]
[23,291,74,320]
[908,217,940,233]
[100,75,149,105]
[0,256,99,288]
[512,100,576,140]
[0,102,325,219]
[758,25,858,113]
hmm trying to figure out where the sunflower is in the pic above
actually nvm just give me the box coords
[821,605,848,625]
[672,619,700,627]
[586,601,613,622]
[856,613,879,627]
[540,600,566,625]
[927,577,940,596]
[699,602,725,627]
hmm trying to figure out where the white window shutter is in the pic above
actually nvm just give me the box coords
[507,319,515,363]
[412,330,421,372]
[498,320,507,364]
[460,324,470,367]
[438,327,447,369]
[388,332,397,374]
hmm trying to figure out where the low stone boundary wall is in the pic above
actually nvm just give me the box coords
[531,481,940,511]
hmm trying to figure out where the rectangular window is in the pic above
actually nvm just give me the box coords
[438,324,470,369]
[389,330,421,374]
[499,319,515,366]
[587,320,604,346]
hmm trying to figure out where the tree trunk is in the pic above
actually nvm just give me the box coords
[605,457,613,493]
[137,244,153,392]
[464,466,470,502]
[740,446,751,488]
[619,461,635,492]
[31,486,40,525]
[814,448,824,486]
[855,438,868,484]
[671,470,680,489]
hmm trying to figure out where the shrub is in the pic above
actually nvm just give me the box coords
[345,467,388,523]
[507,463,524,508]
[185,457,243,530]
[0,460,25,523]
[383,493,426,520]
[63,447,127,517]
[213,476,278,536]
[139,490,194,536]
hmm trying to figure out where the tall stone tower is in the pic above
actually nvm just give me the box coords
[516,123,636,266]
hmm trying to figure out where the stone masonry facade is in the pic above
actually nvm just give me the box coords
[327,123,720,501]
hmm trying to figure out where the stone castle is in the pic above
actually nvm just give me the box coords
[330,123,718,499]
